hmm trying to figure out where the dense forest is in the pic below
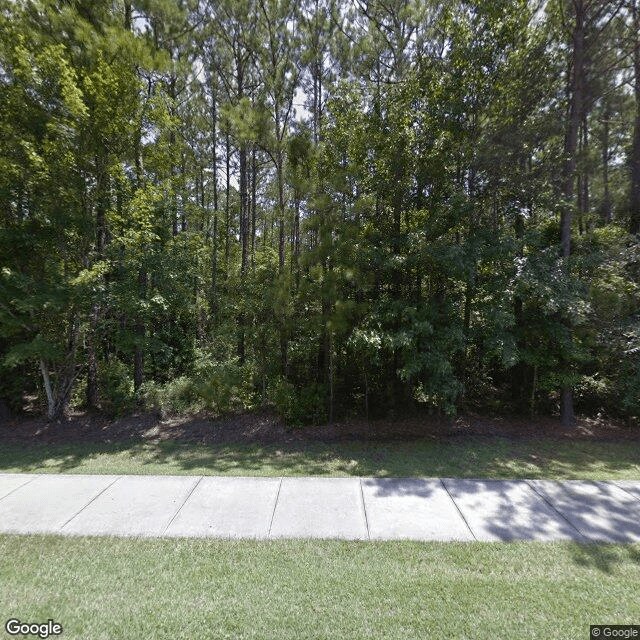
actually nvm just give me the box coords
[1,0,639,427]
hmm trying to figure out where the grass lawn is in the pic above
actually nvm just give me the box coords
[0,437,638,479]
[1,535,638,640]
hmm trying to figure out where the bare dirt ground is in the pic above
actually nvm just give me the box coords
[0,408,638,446]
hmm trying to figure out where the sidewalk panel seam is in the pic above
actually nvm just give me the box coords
[60,476,122,531]
[267,477,283,538]
[0,476,37,502]
[162,476,203,535]
[440,478,477,541]
[359,478,370,540]
[613,482,640,505]
[525,480,588,542]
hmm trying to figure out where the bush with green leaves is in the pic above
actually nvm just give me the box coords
[192,353,255,414]
[140,376,200,418]
[98,358,136,417]
[140,354,255,418]
[272,378,328,427]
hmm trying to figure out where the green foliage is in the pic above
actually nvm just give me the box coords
[140,355,255,418]
[272,379,328,427]
[141,377,199,418]
[98,359,136,417]
[0,357,31,414]
[192,354,255,415]
[1,0,639,425]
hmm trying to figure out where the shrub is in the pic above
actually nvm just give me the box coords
[140,376,200,417]
[272,378,328,426]
[140,356,255,418]
[99,358,136,417]
[192,354,255,414]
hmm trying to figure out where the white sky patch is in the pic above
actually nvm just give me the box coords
[293,85,310,123]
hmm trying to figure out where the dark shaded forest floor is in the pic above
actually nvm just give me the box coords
[1,408,638,446]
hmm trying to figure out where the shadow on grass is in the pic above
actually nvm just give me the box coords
[0,437,638,481]
[567,542,640,574]
[0,442,135,474]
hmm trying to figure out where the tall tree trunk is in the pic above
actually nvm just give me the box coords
[601,103,612,223]
[124,0,132,30]
[86,150,109,410]
[559,2,585,428]
[561,20,583,257]
[293,193,300,287]
[313,60,319,144]
[240,144,248,275]
[211,211,218,320]
[169,73,179,237]
[320,272,331,393]
[225,132,231,274]
[95,152,107,254]
[86,302,99,409]
[237,141,247,363]
[317,61,322,142]
[251,145,257,265]
[134,269,147,391]
[312,0,320,144]
[133,336,144,391]
[195,166,205,341]
[630,0,640,234]
[235,45,248,361]
[390,145,404,408]
[577,116,589,234]
[276,148,288,376]
[237,136,248,361]
[211,88,219,214]
[40,315,79,419]
[179,152,187,232]
[40,359,56,420]
[129,13,146,394]
[277,152,285,271]
[512,174,526,406]
[328,331,334,424]
[210,77,219,318]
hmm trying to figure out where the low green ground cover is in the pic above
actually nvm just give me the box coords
[0,437,638,479]
[1,535,638,640]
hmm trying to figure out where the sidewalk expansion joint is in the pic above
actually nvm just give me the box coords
[614,483,640,506]
[525,480,587,542]
[440,478,477,541]
[162,476,203,535]
[267,477,283,538]
[60,476,122,531]
[0,476,37,503]
[359,478,370,540]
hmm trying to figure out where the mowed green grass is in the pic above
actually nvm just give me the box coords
[1,535,638,640]
[0,437,638,479]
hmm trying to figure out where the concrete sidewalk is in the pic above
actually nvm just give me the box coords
[0,473,639,542]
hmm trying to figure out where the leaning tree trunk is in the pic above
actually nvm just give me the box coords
[40,359,57,420]
[40,315,80,419]
[40,360,78,420]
